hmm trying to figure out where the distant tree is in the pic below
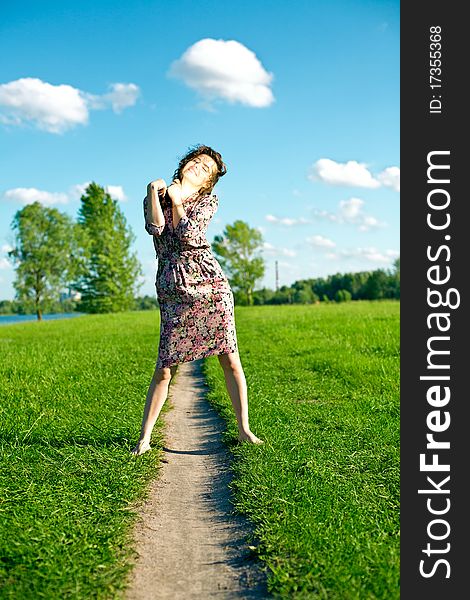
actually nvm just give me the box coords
[393,257,400,276]
[334,289,352,302]
[135,295,159,310]
[293,287,314,304]
[8,201,88,320]
[351,271,371,299]
[269,286,293,304]
[326,273,344,299]
[390,258,400,299]
[313,278,330,300]
[363,270,388,300]
[212,220,265,306]
[0,300,15,315]
[253,287,275,305]
[73,182,143,313]
[232,290,250,306]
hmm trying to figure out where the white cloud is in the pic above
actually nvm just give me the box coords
[359,215,381,231]
[307,235,336,249]
[105,185,127,201]
[0,257,12,269]
[68,182,92,200]
[309,158,381,188]
[312,197,385,232]
[282,249,297,257]
[82,82,140,114]
[265,214,311,226]
[167,38,274,108]
[312,209,339,224]
[3,187,69,206]
[0,78,139,134]
[377,166,400,192]
[277,260,299,269]
[339,197,363,219]
[1,244,13,253]
[326,247,399,263]
[262,241,297,257]
[309,158,400,192]
[3,182,127,206]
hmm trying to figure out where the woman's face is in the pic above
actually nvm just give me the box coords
[182,154,217,187]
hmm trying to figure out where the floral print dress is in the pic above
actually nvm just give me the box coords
[144,191,238,368]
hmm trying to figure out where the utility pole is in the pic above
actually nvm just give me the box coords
[275,260,279,291]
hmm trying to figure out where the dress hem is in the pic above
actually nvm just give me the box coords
[156,344,238,369]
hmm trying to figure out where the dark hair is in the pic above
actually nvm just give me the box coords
[171,144,227,202]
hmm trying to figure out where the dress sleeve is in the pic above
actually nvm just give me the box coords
[174,194,218,240]
[143,195,165,236]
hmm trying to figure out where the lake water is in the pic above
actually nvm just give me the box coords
[0,312,88,326]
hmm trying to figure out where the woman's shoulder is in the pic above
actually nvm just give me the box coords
[204,192,218,208]
[184,191,218,212]
[191,192,218,217]
[197,191,218,205]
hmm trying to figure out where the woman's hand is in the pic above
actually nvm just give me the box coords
[167,178,183,206]
[148,179,167,198]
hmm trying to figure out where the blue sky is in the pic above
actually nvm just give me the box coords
[0,0,399,300]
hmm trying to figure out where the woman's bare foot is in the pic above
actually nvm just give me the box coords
[238,431,264,444]
[131,439,152,456]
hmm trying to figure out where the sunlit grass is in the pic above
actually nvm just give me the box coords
[0,302,399,599]
[203,301,399,599]
[0,311,167,599]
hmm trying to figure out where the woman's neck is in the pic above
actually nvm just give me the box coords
[180,180,200,202]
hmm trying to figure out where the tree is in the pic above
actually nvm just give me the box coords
[135,294,159,310]
[292,281,316,304]
[390,257,400,299]
[212,220,265,306]
[8,201,88,320]
[253,287,275,305]
[334,289,352,302]
[393,257,400,276]
[363,269,388,300]
[73,182,143,313]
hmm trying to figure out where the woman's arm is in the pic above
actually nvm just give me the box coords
[144,180,166,236]
[166,179,218,237]
[174,194,219,240]
[167,179,186,228]
[171,197,185,228]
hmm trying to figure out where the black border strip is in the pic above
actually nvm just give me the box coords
[401,3,467,597]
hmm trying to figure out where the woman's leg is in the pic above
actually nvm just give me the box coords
[131,364,178,455]
[217,351,264,444]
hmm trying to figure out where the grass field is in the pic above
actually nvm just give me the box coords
[0,301,399,599]
[203,301,399,599]
[0,312,169,599]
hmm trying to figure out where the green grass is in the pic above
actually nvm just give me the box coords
[0,311,170,599]
[203,301,399,599]
[0,302,399,599]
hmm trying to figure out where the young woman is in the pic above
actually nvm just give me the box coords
[132,144,264,455]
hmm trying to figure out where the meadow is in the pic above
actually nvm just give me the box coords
[203,301,399,599]
[0,301,399,599]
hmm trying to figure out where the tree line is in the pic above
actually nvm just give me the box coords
[247,261,400,306]
[5,183,142,319]
[2,184,399,319]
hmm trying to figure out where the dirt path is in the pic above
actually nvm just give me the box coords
[124,359,270,599]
